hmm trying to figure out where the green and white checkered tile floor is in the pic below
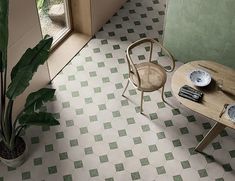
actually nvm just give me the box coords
[1,0,234,180]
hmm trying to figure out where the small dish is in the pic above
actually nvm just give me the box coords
[189,69,212,87]
[226,104,235,123]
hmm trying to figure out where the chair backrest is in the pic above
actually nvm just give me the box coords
[126,38,175,81]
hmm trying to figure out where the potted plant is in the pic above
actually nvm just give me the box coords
[0,0,59,167]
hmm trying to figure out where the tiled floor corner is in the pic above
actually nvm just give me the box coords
[0,0,234,181]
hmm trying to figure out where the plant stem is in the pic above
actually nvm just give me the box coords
[0,71,5,137]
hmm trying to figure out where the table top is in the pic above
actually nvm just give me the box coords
[171,60,235,129]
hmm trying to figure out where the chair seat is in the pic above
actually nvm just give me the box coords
[130,62,167,92]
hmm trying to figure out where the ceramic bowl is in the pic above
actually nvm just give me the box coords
[226,104,235,123]
[189,69,211,87]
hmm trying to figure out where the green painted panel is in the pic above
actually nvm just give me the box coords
[163,0,235,69]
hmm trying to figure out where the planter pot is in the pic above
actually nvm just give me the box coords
[0,137,28,168]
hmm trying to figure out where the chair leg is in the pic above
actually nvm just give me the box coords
[140,91,144,113]
[122,79,130,97]
[161,85,166,103]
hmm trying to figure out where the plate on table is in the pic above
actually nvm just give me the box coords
[189,69,212,87]
[226,104,235,123]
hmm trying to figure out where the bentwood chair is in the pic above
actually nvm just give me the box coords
[122,38,175,114]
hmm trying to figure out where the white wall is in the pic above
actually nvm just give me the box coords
[8,0,50,116]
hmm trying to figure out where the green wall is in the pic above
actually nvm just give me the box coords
[163,0,235,69]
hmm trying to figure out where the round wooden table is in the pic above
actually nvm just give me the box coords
[171,60,235,152]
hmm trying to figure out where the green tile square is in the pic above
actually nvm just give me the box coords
[85,56,92,62]
[99,155,109,163]
[76,108,84,115]
[59,152,68,160]
[187,115,196,122]
[71,91,79,97]
[89,71,97,77]
[172,139,182,147]
[80,81,88,87]
[31,136,39,144]
[101,39,108,44]
[22,171,31,180]
[212,142,222,150]
[104,122,112,129]
[157,102,165,108]
[84,147,93,155]
[181,160,191,169]
[141,124,150,132]
[202,122,212,129]
[156,166,166,175]
[93,48,100,53]
[89,169,99,177]
[133,137,142,144]
[123,73,129,79]
[148,144,158,152]
[98,104,106,110]
[195,134,203,142]
[138,55,145,60]
[172,108,180,115]
[66,120,74,127]
[112,111,121,118]
[220,129,228,137]
[0,177,3,181]
[121,99,129,106]
[173,175,183,181]
[8,166,16,171]
[115,163,124,172]
[205,155,215,163]
[42,125,50,132]
[165,152,174,160]
[222,163,232,172]
[85,97,93,104]
[102,77,110,83]
[68,75,75,81]
[140,158,149,166]
[118,58,125,64]
[127,117,135,124]
[105,53,113,58]
[89,115,98,122]
[74,160,83,169]
[143,95,151,102]
[180,127,189,134]
[107,93,115,99]
[45,144,53,152]
[94,87,101,93]
[229,150,235,158]
[94,134,103,142]
[164,91,172,98]
[113,45,120,50]
[131,172,140,180]
[77,65,84,71]
[124,150,133,158]
[34,157,42,166]
[98,62,105,67]
[129,89,137,95]
[80,127,88,134]
[56,132,64,139]
[164,120,173,127]
[63,174,72,181]
[118,129,127,137]
[149,113,158,120]
[109,142,118,150]
[70,139,78,147]
[105,178,114,181]
[115,83,123,89]
[59,85,67,91]
[215,178,224,181]
[48,166,57,174]
[157,132,165,139]
[110,67,118,73]
[198,169,208,178]
[53,113,60,119]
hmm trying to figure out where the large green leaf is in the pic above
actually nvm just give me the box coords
[18,112,59,126]
[0,0,9,71]
[10,35,53,80]
[24,88,55,113]
[6,66,33,99]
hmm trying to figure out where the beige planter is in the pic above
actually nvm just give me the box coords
[0,144,28,168]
